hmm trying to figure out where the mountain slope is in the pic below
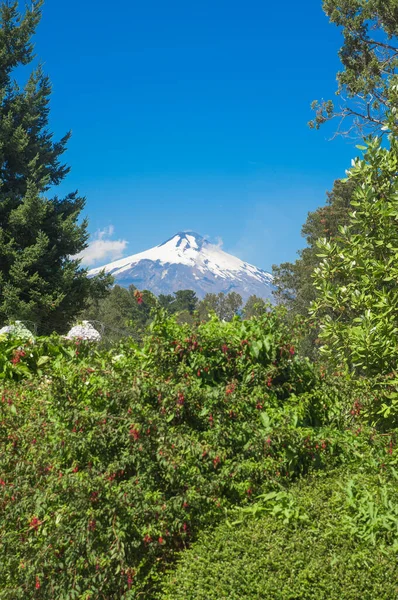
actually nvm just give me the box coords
[89,232,275,302]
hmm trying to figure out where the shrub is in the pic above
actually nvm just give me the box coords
[0,321,35,342]
[0,310,368,598]
[65,321,101,342]
[0,334,99,382]
[312,137,398,378]
[161,470,398,600]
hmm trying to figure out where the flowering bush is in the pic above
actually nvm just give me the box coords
[0,333,101,382]
[65,321,101,342]
[0,321,34,342]
[0,310,379,598]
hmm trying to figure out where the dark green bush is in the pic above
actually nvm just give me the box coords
[162,471,398,600]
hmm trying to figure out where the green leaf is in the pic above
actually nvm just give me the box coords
[260,412,270,428]
[37,355,51,367]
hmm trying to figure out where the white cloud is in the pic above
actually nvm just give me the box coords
[201,233,223,249]
[75,226,128,267]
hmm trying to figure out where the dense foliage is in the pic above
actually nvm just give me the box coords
[3,1,398,598]
[158,290,199,316]
[162,468,398,599]
[272,179,355,357]
[81,285,158,344]
[312,137,398,378]
[0,309,374,599]
[196,292,243,322]
[81,287,261,345]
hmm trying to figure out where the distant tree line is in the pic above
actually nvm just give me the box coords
[81,286,269,344]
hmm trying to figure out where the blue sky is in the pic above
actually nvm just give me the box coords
[34,0,357,272]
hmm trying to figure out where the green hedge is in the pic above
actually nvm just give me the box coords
[162,471,398,600]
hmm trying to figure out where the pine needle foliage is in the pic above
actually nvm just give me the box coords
[0,1,110,334]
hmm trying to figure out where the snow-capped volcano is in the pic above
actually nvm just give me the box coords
[89,232,274,302]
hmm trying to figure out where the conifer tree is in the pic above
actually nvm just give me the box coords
[0,1,110,334]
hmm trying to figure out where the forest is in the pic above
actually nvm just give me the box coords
[2,0,398,598]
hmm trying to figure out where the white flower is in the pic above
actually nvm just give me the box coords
[0,321,35,342]
[65,321,101,342]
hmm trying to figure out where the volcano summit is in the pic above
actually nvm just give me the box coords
[89,232,274,302]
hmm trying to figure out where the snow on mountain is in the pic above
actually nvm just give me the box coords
[89,232,275,302]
